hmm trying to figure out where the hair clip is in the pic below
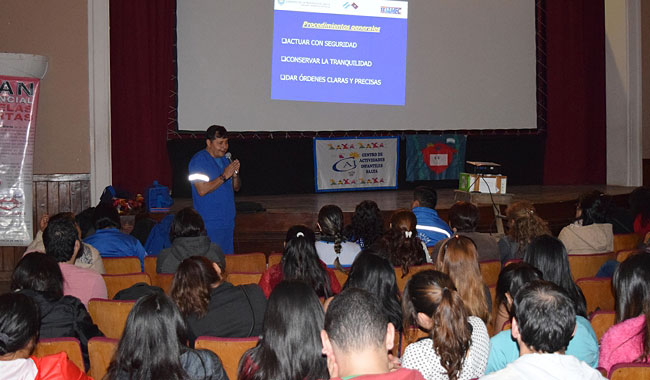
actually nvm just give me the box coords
[296,232,304,238]
[405,231,412,238]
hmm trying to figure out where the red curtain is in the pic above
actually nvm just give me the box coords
[543,0,606,184]
[109,0,175,195]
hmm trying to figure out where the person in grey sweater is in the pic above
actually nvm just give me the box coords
[157,207,226,274]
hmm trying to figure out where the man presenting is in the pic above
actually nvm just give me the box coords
[188,125,241,254]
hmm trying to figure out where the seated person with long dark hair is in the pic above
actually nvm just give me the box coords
[558,190,614,255]
[238,281,328,380]
[43,217,107,307]
[259,225,341,298]
[10,253,103,371]
[0,292,93,380]
[170,256,266,345]
[343,200,385,249]
[157,207,225,274]
[373,210,428,273]
[316,205,362,268]
[104,292,228,380]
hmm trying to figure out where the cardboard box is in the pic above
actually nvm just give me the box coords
[459,172,507,194]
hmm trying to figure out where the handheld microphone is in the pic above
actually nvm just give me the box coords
[225,152,233,162]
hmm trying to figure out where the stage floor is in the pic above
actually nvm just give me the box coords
[172,184,636,214]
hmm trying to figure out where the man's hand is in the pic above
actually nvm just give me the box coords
[223,159,240,179]
[39,214,50,232]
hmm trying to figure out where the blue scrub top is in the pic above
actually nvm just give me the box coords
[188,149,236,228]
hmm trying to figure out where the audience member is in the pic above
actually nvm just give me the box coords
[486,263,599,373]
[599,252,650,373]
[373,210,428,273]
[238,281,328,380]
[316,204,362,268]
[523,235,588,317]
[84,202,147,270]
[10,253,103,371]
[430,202,499,262]
[337,250,402,330]
[402,270,489,380]
[0,292,92,380]
[321,288,425,380]
[25,212,105,274]
[104,292,227,380]
[43,217,107,307]
[436,235,491,323]
[558,191,614,254]
[75,206,96,239]
[481,281,605,380]
[343,200,385,249]
[170,256,266,344]
[157,207,225,274]
[498,201,550,263]
[259,225,340,298]
[629,186,650,236]
[411,186,452,247]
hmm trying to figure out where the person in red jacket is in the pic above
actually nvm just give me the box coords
[259,225,341,298]
[0,292,91,380]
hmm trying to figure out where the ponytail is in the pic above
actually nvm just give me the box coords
[402,270,471,380]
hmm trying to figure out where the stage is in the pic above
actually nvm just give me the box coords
[172,185,636,254]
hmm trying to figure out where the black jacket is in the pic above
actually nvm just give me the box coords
[19,289,103,371]
[157,236,226,274]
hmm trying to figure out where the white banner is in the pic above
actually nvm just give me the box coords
[0,76,40,246]
[314,136,398,192]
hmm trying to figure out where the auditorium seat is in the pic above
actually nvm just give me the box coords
[504,259,522,267]
[34,337,84,371]
[225,253,267,273]
[616,249,640,262]
[88,337,118,380]
[613,233,643,253]
[102,273,151,299]
[195,336,259,380]
[226,272,263,286]
[479,260,501,286]
[395,264,435,293]
[488,285,498,336]
[88,299,136,339]
[576,277,614,314]
[609,363,650,380]
[567,252,616,280]
[157,273,174,294]
[589,310,615,342]
[102,257,142,275]
[267,253,282,267]
[144,256,159,286]
[333,269,348,288]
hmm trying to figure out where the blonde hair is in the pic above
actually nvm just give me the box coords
[436,236,490,324]
[505,201,550,254]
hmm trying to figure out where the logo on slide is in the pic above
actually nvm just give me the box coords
[343,2,358,9]
[278,0,285,5]
[380,6,401,14]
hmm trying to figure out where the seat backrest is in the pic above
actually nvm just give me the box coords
[568,252,616,280]
[609,362,650,380]
[195,336,259,380]
[156,273,174,294]
[102,257,142,275]
[144,256,158,286]
[589,310,616,342]
[576,277,614,314]
[226,272,263,286]
[394,264,435,293]
[616,249,641,263]
[267,253,282,268]
[225,253,267,273]
[102,273,151,299]
[613,233,643,253]
[479,260,501,286]
[333,269,348,288]
[88,337,118,380]
[88,299,136,339]
[34,337,84,372]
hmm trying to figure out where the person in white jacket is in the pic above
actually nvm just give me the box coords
[480,281,605,380]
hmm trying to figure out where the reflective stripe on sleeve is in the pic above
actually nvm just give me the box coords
[188,173,210,182]
[416,225,451,237]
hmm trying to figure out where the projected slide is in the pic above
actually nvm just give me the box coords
[271,0,408,106]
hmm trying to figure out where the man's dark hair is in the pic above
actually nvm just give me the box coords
[448,202,480,232]
[169,207,206,242]
[43,218,79,262]
[93,203,121,230]
[512,280,576,353]
[206,125,227,141]
[414,186,438,209]
[324,288,388,353]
